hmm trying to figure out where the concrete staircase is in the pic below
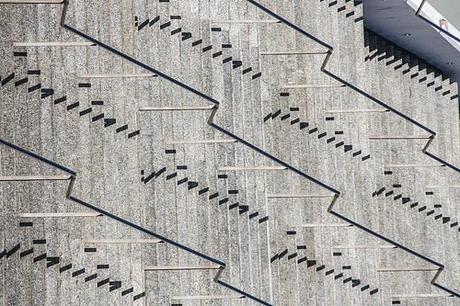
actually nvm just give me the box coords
[1,0,459,305]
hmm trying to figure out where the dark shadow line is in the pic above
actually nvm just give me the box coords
[217,280,273,305]
[211,123,339,194]
[246,0,333,50]
[425,151,460,173]
[328,210,443,268]
[0,138,76,176]
[323,70,436,135]
[69,196,225,267]
[61,24,220,106]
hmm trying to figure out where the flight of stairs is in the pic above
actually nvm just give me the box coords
[1,0,459,305]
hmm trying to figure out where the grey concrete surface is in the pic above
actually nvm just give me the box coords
[0,0,459,305]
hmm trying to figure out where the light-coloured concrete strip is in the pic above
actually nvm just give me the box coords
[391,293,453,299]
[385,164,445,168]
[83,239,163,244]
[212,19,279,24]
[326,109,388,113]
[170,295,244,301]
[292,223,352,228]
[267,194,335,199]
[377,267,438,272]
[168,139,237,145]
[260,50,329,55]
[18,212,102,218]
[333,245,397,249]
[0,0,63,3]
[79,73,157,78]
[426,185,460,188]
[144,265,221,271]
[218,166,287,171]
[282,84,346,89]
[369,135,431,140]
[0,175,71,181]
[13,41,94,47]
[139,106,214,111]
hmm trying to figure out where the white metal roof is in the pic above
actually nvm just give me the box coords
[364,0,460,82]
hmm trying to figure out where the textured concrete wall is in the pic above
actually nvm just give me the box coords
[1,0,459,305]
